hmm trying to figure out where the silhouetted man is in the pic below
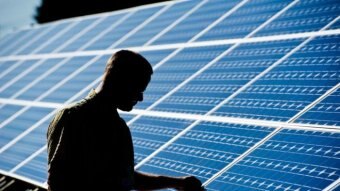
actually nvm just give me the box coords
[47,50,204,191]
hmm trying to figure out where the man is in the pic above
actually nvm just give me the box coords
[47,50,204,191]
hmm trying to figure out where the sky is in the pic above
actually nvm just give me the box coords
[0,0,41,38]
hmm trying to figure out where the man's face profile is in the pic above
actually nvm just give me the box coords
[115,73,151,111]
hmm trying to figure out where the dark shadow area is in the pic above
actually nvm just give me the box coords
[35,0,171,24]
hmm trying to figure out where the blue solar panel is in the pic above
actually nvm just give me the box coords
[58,14,125,53]
[116,1,198,48]
[131,116,193,163]
[14,148,48,183]
[254,0,340,36]
[296,88,340,126]
[0,60,40,91]
[36,18,98,54]
[196,0,293,41]
[150,0,240,45]
[137,45,230,110]
[206,129,340,191]
[0,0,339,190]
[0,59,64,98]
[213,35,340,121]
[16,56,94,101]
[85,7,162,50]
[139,122,273,182]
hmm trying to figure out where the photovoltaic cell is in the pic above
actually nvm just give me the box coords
[296,88,340,126]
[16,56,94,101]
[0,58,64,98]
[150,0,240,45]
[213,35,339,121]
[153,39,303,114]
[0,25,52,56]
[254,0,340,37]
[116,1,198,48]
[196,0,293,41]
[135,45,229,110]
[130,116,193,163]
[41,56,108,103]
[84,6,162,50]
[15,22,72,55]
[14,148,48,183]
[138,122,273,182]
[0,105,23,123]
[0,60,40,90]
[0,107,52,148]
[36,18,98,54]
[0,119,50,171]
[206,129,340,191]
[58,14,124,53]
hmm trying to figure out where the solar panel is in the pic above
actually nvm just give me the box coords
[0,0,339,190]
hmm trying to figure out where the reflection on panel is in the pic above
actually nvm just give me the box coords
[206,129,340,191]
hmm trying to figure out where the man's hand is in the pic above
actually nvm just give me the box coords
[177,176,205,191]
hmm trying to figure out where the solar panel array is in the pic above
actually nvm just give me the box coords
[0,0,339,190]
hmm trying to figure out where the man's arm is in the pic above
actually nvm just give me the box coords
[133,171,204,191]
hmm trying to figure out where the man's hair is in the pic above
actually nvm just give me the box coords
[102,50,153,88]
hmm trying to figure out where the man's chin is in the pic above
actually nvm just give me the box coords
[118,105,133,112]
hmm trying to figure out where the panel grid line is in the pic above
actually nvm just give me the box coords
[10,145,46,173]
[0,74,101,154]
[109,3,173,49]
[0,29,339,61]
[30,19,81,54]
[143,0,209,46]
[0,55,102,128]
[202,16,340,186]
[0,97,339,133]
[324,178,340,191]
[11,23,59,56]
[0,57,73,110]
[127,0,250,125]
[51,14,109,53]
[134,0,299,169]
[78,11,136,51]
[0,59,47,93]
[203,82,340,187]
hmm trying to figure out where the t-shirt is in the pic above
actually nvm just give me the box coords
[47,90,134,191]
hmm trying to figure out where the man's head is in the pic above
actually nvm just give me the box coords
[100,50,153,111]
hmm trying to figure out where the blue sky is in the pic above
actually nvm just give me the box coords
[0,0,41,38]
